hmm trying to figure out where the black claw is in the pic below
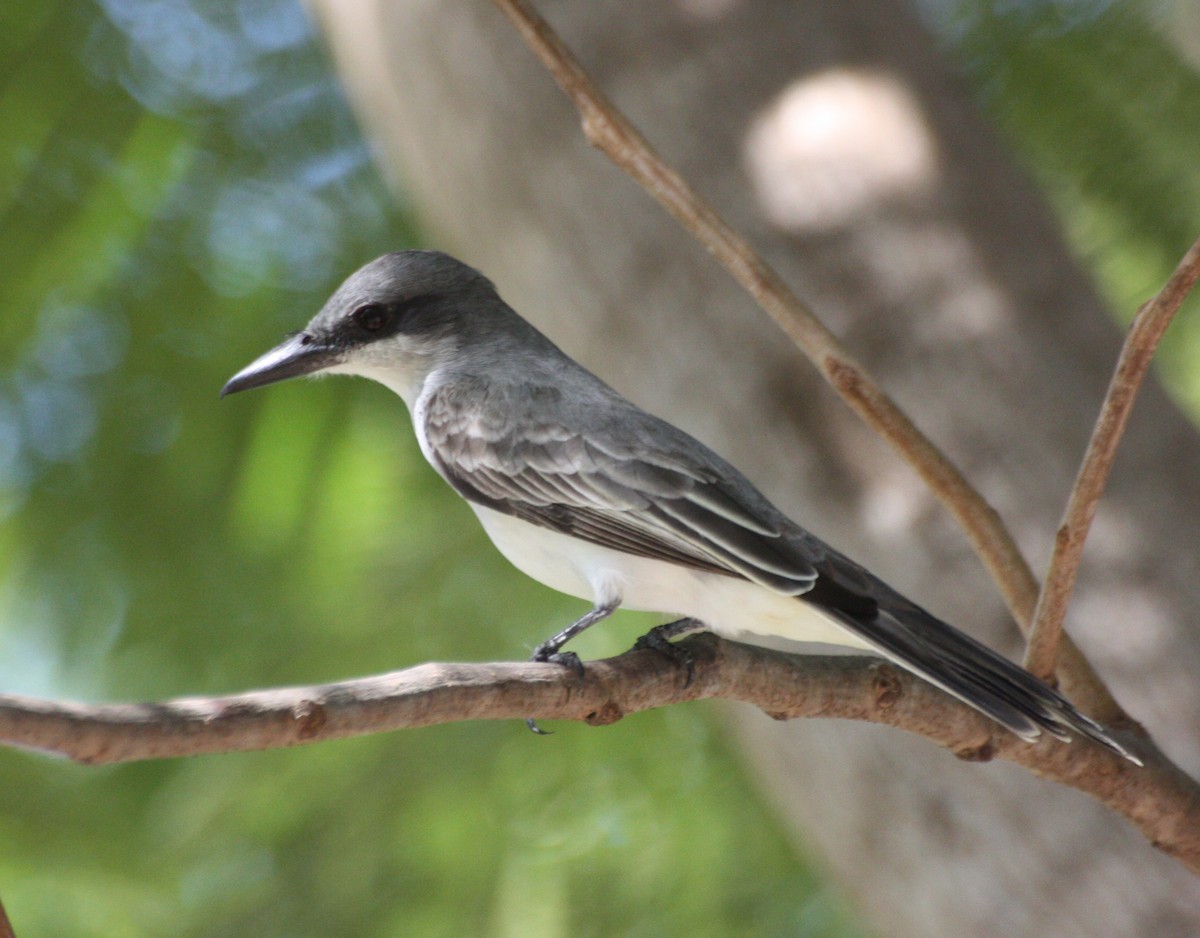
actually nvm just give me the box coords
[546,650,584,676]
[531,639,586,675]
[634,621,698,688]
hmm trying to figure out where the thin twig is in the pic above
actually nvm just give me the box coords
[489,0,1118,713]
[0,892,14,938]
[2,636,1193,869]
[1025,236,1200,679]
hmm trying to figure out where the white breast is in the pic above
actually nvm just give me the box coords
[470,504,872,651]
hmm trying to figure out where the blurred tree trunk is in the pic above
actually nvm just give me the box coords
[311,2,1200,934]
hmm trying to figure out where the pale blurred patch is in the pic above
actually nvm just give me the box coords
[744,69,938,232]
[674,0,742,20]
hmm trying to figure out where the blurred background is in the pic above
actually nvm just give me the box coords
[1,1,1198,935]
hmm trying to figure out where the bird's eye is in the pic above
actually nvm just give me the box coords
[352,304,390,333]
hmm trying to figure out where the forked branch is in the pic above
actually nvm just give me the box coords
[1025,236,1200,678]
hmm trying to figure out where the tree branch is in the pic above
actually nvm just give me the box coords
[487,0,1117,714]
[1024,235,1200,679]
[1,635,1196,871]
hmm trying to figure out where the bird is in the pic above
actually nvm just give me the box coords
[222,249,1139,764]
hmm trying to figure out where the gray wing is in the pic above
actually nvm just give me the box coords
[421,382,820,595]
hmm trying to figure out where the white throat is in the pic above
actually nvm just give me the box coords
[323,358,431,410]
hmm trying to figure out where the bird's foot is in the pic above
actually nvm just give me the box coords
[526,645,586,734]
[531,644,585,676]
[634,618,704,688]
[524,600,619,735]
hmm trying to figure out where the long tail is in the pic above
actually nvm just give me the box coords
[828,605,1141,765]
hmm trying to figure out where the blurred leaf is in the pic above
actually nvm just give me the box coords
[942,0,1200,407]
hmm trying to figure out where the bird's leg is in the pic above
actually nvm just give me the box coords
[526,599,620,735]
[530,599,620,672]
[634,618,706,688]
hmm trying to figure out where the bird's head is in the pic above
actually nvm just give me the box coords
[221,250,505,406]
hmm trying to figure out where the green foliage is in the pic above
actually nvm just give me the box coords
[939,0,1200,408]
[0,3,859,935]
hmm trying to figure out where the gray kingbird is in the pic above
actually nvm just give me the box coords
[222,250,1139,763]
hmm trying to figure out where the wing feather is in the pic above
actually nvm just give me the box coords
[422,384,817,594]
[652,499,810,581]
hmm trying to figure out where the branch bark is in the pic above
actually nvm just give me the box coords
[2,636,1194,869]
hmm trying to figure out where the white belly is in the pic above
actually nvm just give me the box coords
[471,504,872,650]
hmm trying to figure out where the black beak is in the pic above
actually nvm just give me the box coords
[221,333,340,398]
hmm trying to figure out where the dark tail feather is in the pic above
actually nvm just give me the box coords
[831,606,1142,765]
